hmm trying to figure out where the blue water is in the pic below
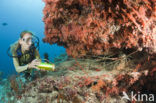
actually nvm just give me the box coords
[0,0,66,78]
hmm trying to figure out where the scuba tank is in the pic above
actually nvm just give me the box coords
[37,62,55,71]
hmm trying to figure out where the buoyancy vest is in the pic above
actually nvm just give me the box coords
[16,47,35,66]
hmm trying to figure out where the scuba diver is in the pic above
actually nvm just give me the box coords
[8,30,41,79]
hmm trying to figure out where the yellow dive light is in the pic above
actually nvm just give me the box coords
[37,62,55,71]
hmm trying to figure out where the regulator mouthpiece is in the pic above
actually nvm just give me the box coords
[37,62,55,71]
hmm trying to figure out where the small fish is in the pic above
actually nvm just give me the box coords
[2,22,8,26]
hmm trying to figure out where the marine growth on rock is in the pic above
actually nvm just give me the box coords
[43,0,156,57]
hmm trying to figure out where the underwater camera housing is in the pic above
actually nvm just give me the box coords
[7,34,40,58]
[37,62,55,71]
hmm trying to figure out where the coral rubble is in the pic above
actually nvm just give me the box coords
[8,54,156,103]
[1,52,156,103]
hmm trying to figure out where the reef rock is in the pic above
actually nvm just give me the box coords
[43,0,156,57]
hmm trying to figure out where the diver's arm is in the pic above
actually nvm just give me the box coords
[12,50,41,73]
[13,58,28,73]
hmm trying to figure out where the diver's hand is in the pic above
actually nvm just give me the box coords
[28,59,46,71]
[28,59,40,69]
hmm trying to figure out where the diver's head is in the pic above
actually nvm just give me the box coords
[19,31,33,52]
